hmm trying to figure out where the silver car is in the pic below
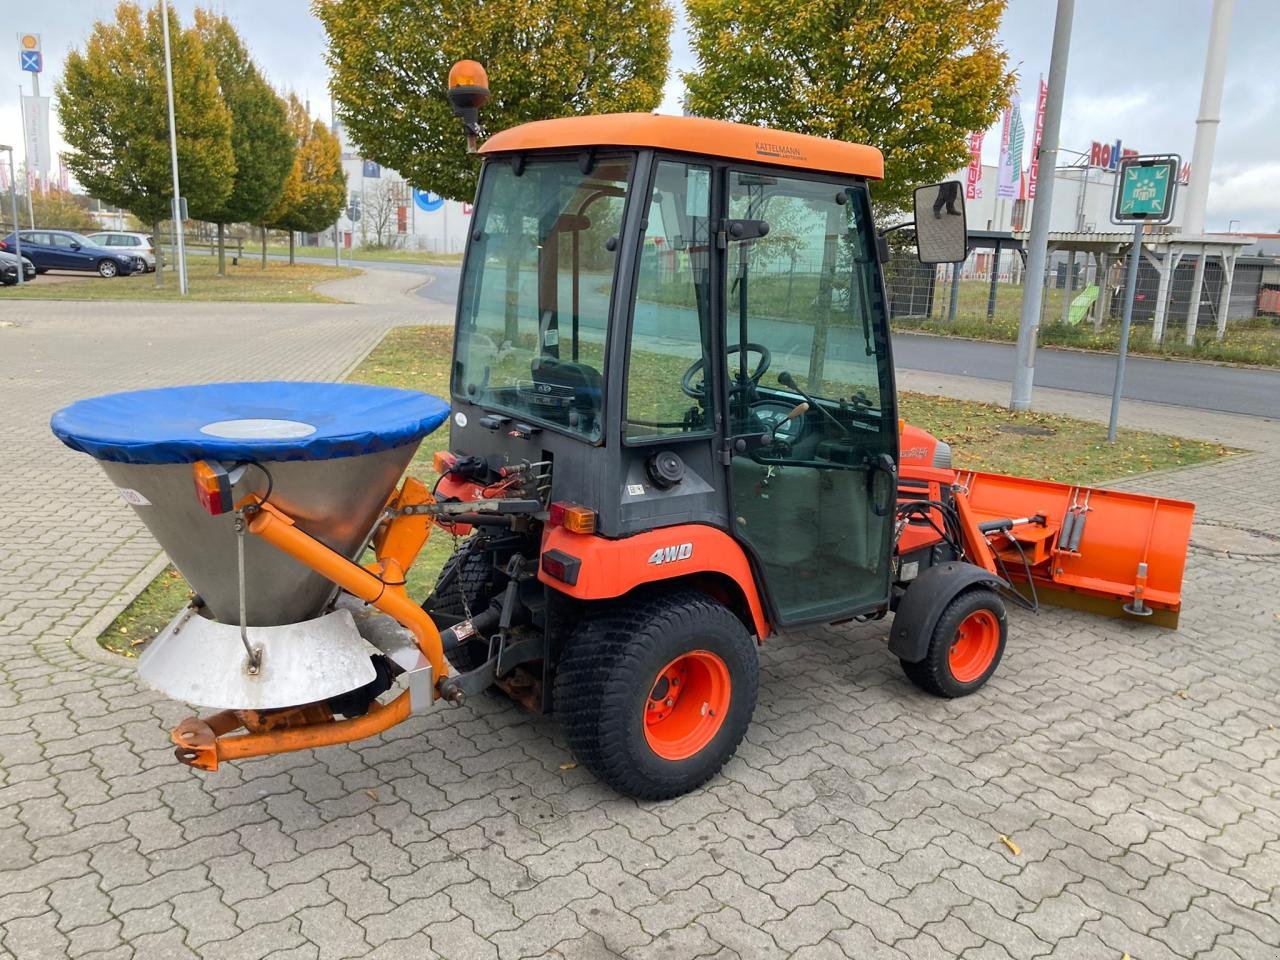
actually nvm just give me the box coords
[86,231,156,272]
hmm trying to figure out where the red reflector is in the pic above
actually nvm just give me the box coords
[541,549,581,585]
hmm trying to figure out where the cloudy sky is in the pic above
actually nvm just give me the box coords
[4,0,1277,230]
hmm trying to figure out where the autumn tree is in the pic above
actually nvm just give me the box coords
[33,189,101,233]
[57,2,234,278]
[317,0,672,201]
[684,0,1012,211]
[360,178,410,248]
[265,94,347,265]
[195,9,294,275]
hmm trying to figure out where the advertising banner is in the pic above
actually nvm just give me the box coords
[965,131,985,200]
[21,94,51,175]
[1027,77,1047,199]
[997,106,1015,199]
[1007,92,1025,199]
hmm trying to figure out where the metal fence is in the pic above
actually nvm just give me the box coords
[882,246,1277,343]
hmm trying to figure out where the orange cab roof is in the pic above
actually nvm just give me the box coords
[479,114,884,180]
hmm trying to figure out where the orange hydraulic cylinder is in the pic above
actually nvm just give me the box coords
[246,502,446,687]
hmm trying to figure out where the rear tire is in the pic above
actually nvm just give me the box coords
[429,548,495,672]
[901,588,1007,698]
[554,590,758,801]
[97,259,118,278]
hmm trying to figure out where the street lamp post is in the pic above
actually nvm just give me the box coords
[1011,0,1075,411]
[159,0,188,295]
[0,144,23,285]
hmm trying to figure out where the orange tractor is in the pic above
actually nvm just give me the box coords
[53,62,1193,800]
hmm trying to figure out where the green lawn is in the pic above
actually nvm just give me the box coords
[99,323,1229,655]
[1,258,358,304]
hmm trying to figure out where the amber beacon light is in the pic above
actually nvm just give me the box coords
[447,59,490,152]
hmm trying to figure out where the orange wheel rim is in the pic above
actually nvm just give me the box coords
[643,650,731,761]
[949,609,1000,683]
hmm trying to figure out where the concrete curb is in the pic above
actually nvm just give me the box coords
[68,550,169,665]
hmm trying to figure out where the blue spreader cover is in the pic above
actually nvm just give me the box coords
[51,382,451,465]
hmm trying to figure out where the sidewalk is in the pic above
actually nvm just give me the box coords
[1,293,1279,958]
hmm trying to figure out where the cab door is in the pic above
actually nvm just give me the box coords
[723,169,897,625]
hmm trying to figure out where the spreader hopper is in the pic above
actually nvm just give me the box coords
[52,382,450,710]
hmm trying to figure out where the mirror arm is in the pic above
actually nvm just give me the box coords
[876,221,914,239]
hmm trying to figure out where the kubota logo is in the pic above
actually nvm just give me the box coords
[647,543,693,565]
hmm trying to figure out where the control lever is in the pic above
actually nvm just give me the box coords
[771,401,808,440]
[777,371,849,435]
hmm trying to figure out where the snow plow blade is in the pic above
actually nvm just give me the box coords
[953,469,1195,628]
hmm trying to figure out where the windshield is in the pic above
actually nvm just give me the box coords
[454,154,633,442]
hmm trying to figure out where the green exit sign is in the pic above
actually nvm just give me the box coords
[1113,156,1180,224]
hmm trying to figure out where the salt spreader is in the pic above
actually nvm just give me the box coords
[50,62,1195,800]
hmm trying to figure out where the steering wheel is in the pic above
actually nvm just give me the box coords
[681,343,772,401]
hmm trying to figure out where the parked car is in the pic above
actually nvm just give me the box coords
[0,250,36,285]
[0,230,142,278]
[85,230,156,272]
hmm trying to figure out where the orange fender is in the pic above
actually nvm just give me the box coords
[538,523,770,639]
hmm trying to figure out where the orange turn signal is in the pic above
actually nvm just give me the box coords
[193,460,233,515]
[548,502,596,535]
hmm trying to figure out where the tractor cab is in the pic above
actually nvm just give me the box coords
[448,112,967,629]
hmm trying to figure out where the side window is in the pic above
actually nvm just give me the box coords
[454,156,632,442]
[624,161,714,441]
[51,234,74,249]
[726,173,889,431]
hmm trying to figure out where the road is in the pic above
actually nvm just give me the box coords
[891,331,1279,419]
[278,251,459,304]
[293,255,1278,419]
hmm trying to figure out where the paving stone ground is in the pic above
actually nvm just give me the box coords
[2,277,1279,960]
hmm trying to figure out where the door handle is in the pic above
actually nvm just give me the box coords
[868,452,896,517]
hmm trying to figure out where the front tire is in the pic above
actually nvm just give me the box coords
[97,259,118,278]
[900,588,1007,698]
[554,590,758,800]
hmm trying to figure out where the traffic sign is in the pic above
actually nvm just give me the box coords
[412,188,444,213]
[1112,155,1180,225]
[18,32,41,74]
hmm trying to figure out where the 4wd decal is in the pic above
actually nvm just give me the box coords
[647,543,693,565]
